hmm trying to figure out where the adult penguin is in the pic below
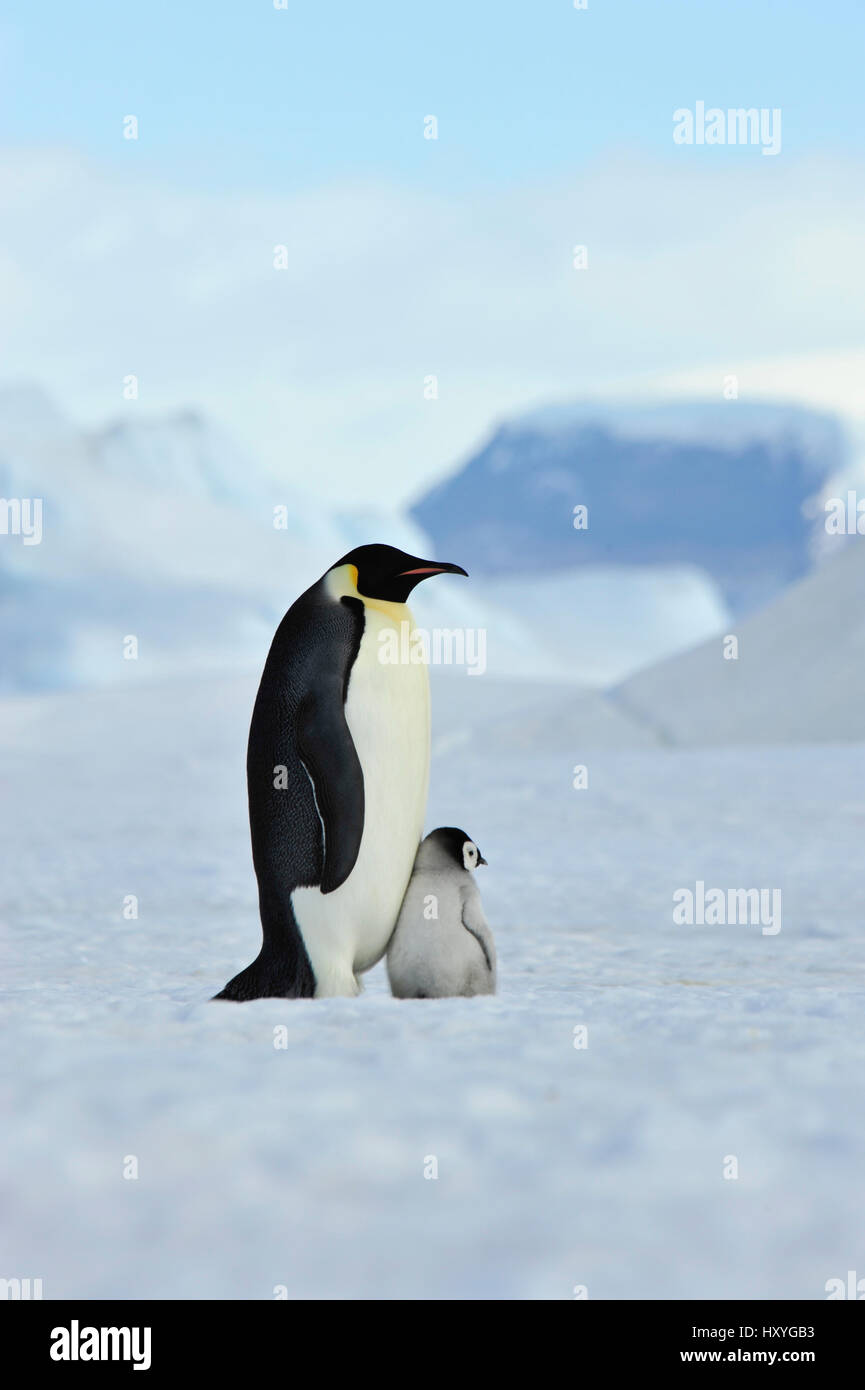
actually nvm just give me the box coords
[215,543,467,1000]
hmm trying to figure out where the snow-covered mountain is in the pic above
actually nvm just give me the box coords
[0,387,432,690]
[612,535,865,744]
[0,385,737,693]
[411,400,847,615]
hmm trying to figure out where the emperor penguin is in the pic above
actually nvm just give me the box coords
[387,827,497,999]
[215,543,467,1001]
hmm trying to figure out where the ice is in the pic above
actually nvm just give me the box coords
[411,398,846,614]
[1,672,863,1299]
[0,386,744,693]
[615,536,865,744]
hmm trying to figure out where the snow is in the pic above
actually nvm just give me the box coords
[2,672,863,1299]
[615,537,865,744]
[410,397,846,615]
[467,564,729,686]
[511,397,845,467]
[514,397,842,463]
[0,385,745,693]
[0,388,559,690]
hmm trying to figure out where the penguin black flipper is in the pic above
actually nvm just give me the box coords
[297,685,365,894]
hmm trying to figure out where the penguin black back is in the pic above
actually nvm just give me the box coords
[215,581,366,1000]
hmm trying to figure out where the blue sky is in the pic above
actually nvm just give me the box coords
[1,3,864,503]
[4,1,864,190]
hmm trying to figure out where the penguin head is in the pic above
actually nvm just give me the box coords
[461,839,488,871]
[330,544,467,605]
[419,826,488,872]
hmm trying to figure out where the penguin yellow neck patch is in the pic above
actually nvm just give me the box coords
[325,564,360,601]
[326,564,412,624]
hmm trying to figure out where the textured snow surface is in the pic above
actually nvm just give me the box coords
[2,675,864,1300]
[615,537,865,744]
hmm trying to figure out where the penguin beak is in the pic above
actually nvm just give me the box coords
[477,854,488,866]
[398,560,468,579]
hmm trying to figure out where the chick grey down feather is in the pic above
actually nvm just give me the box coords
[387,829,497,998]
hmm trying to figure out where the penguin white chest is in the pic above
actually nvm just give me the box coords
[292,603,430,995]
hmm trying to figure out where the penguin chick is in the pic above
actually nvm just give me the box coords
[387,827,496,999]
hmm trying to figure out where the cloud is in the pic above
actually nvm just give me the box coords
[1,146,864,503]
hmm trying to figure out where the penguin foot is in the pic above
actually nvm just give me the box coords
[213,948,316,1002]
[311,965,363,998]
